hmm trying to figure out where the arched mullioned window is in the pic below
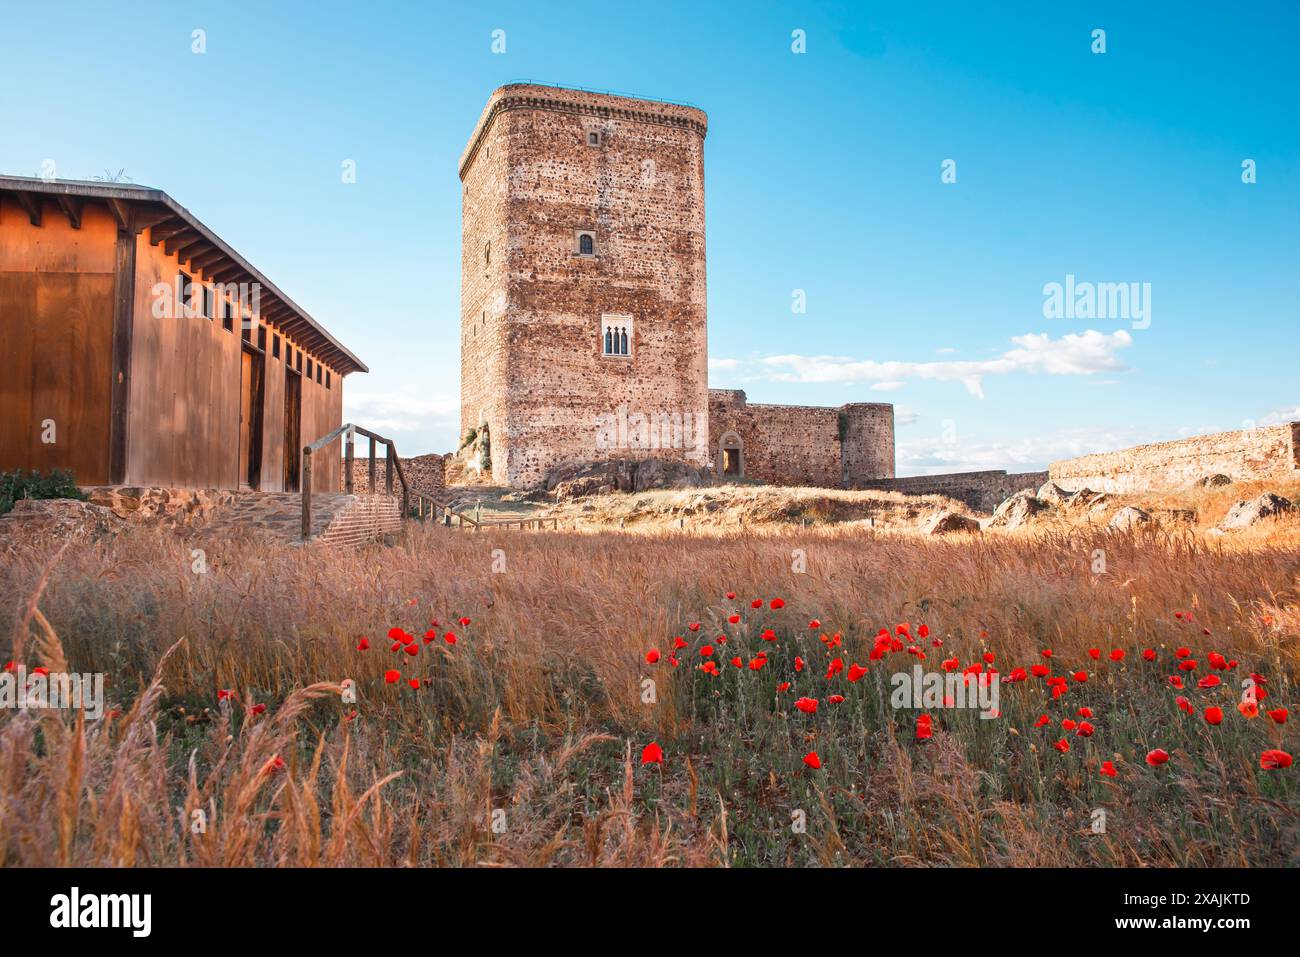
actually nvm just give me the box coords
[619,328,628,355]
[601,315,633,358]
[604,327,613,355]
[579,233,594,255]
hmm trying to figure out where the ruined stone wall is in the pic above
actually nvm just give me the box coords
[460,85,709,488]
[707,390,894,488]
[857,470,1049,513]
[1049,423,1300,493]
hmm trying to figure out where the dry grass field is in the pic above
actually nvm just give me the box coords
[1,483,1297,867]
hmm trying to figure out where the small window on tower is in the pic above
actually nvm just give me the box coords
[587,131,601,147]
[600,315,633,359]
[484,242,491,266]
[575,230,596,257]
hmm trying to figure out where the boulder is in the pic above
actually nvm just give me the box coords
[1035,481,1073,505]
[921,510,981,535]
[546,458,711,496]
[1108,506,1152,531]
[1218,493,1294,530]
[0,499,122,542]
[1194,473,1233,488]
[988,491,1051,530]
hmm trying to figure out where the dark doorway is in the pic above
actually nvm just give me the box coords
[283,367,302,492]
[719,432,744,478]
[238,346,265,489]
[723,448,741,476]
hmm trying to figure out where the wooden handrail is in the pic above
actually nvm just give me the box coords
[300,423,556,540]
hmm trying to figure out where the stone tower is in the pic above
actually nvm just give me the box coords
[459,84,709,487]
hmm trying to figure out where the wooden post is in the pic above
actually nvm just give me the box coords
[344,426,355,494]
[368,436,376,495]
[301,449,313,540]
[385,444,394,496]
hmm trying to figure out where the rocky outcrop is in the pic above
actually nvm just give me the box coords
[1218,493,1294,530]
[1108,506,1152,531]
[921,510,981,535]
[0,499,122,548]
[989,491,1051,530]
[548,458,712,501]
[1194,473,1233,488]
[1035,481,1073,505]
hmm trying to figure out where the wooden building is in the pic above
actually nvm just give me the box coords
[0,176,366,491]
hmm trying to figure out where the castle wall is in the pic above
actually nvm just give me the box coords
[1048,423,1300,493]
[707,390,894,488]
[460,85,709,488]
[857,470,1049,513]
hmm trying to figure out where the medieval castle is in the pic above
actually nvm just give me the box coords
[458,83,895,489]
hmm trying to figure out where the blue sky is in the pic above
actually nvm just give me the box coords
[3,1,1296,473]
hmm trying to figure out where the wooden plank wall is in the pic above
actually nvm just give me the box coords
[0,198,115,484]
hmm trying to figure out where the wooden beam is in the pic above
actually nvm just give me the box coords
[191,249,227,273]
[109,223,138,484]
[12,190,42,226]
[148,219,188,245]
[106,198,136,232]
[132,208,174,234]
[172,238,211,263]
[56,194,83,229]
[162,229,200,257]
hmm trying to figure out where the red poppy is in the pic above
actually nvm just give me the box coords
[1040,649,1053,658]
[761,628,777,642]
[1175,646,1191,659]
[700,660,719,675]
[384,670,400,684]
[1178,659,1198,671]
[1109,649,1125,661]
[1168,675,1184,689]
[1072,671,1088,683]
[1088,648,1101,660]
[750,599,763,609]
[1176,696,1193,714]
[404,644,418,657]
[387,627,406,641]
[847,663,868,683]
[1260,749,1293,770]
[1034,714,1050,727]
[825,658,844,679]
[266,755,286,774]
[688,622,701,632]
[641,742,663,765]
[728,614,741,624]
[795,697,818,714]
[748,657,766,671]
[217,689,234,701]
[1006,667,1027,682]
[672,636,687,650]
[828,694,845,704]
[1145,748,1170,766]
[776,681,791,692]
[731,656,743,668]
[794,656,805,672]
[1142,648,1156,661]
[1239,699,1259,719]
[1267,708,1288,724]
[808,619,821,630]
[770,598,785,609]
[700,645,714,657]
[458,617,472,627]
[803,751,821,769]
[423,630,437,644]
[1076,721,1094,737]
[983,652,995,664]
[725,591,736,600]
[1062,719,1077,731]
[443,632,457,645]
[1208,652,1228,670]
[916,714,933,741]
[356,638,370,651]
[1053,738,1070,753]
[1203,706,1223,725]
[250,703,267,716]
[408,679,419,689]
[646,649,661,664]
[1077,707,1093,718]
[918,624,930,638]
[1031,664,1049,678]
[1100,761,1117,777]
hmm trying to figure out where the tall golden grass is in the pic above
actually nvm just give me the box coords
[1,515,1296,866]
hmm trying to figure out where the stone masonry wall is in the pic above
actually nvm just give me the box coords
[857,470,1049,513]
[349,453,446,497]
[1049,423,1300,493]
[707,390,895,488]
[460,84,710,489]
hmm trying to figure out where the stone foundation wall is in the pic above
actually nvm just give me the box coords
[857,470,1049,513]
[1048,423,1300,493]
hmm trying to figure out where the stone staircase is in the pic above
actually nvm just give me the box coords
[187,491,402,547]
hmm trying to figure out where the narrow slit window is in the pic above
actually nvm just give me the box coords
[272,333,281,359]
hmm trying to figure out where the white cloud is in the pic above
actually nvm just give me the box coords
[1257,405,1300,427]
[870,380,905,391]
[935,347,957,355]
[708,357,741,370]
[756,329,1133,399]
[896,424,1157,476]
[343,389,460,456]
